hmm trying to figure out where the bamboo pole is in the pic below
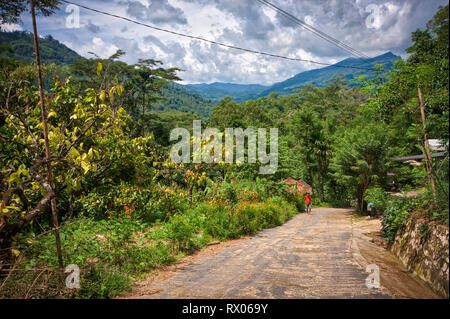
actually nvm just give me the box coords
[417,81,437,202]
[30,0,64,272]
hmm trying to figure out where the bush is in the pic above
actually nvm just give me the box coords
[421,183,449,224]
[381,197,417,243]
[79,268,132,299]
[365,187,389,213]
[283,191,305,212]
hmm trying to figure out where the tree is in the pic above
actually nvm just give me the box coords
[126,59,181,136]
[282,78,360,201]
[70,53,181,137]
[209,97,244,129]
[0,65,126,270]
[0,0,60,25]
[331,123,392,213]
[358,5,448,203]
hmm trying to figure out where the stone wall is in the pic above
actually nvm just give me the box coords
[390,217,449,298]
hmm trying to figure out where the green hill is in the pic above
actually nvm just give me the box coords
[153,83,217,119]
[0,30,83,65]
[184,82,268,102]
[181,52,402,101]
[257,52,401,97]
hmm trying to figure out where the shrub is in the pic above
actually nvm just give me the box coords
[381,197,417,243]
[221,181,238,203]
[365,187,389,213]
[79,268,132,299]
[421,183,449,224]
[283,191,305,212]
[417,222,430,239]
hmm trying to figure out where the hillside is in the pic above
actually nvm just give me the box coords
[258,52,401,97]
[153,83,216,119]
[182,52,401,101]
[0,30,83,65]
[184,82,268,102]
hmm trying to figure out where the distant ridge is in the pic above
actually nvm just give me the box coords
[182,52,401,102]
[183,82,269,102]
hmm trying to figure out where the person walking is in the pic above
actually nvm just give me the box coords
[304,192,312,215]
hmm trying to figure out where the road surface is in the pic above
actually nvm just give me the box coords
[129,208,439,299]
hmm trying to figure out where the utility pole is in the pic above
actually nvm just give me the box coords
[417,81,437,202]
[30,0,64,272]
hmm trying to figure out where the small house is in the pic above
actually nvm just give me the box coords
[284,178,313,195]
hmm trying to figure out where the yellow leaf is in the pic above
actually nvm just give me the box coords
[11,249,20,257]
[96,61,102,76]
[116,85,124,96]
[81,159,91,174]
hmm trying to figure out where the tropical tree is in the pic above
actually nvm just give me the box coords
[0,64,125,269]
[331,123,392,212]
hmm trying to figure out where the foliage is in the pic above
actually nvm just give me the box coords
[365,187,389,213]
[0,0,60,25]
[331,123,393,213]
[0,192,297,298]
[152,83,216,118]
[0,31,81,65]
[283,189,306,212]
[381,196,417,243]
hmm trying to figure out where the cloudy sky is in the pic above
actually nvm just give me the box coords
[4,0,448,85]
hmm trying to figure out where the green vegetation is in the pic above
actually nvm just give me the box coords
[0,31,82,65]
[152,83,216,118]
[184,82,269,102]
[184,52,401,101]
[0,3,448,298]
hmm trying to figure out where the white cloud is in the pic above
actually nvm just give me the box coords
[78,37,120,59]
[1,24,23,32]
[12,0,448,84]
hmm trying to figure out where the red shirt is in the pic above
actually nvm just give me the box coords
[304,195,312,205]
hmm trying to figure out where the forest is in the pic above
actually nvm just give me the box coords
[0,2,448,298]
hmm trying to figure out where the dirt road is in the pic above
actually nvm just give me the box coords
[128,208,440,299]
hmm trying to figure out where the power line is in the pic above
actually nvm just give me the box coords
[255,0,368,58]
[60,0,375,71]
[255,0,369,58]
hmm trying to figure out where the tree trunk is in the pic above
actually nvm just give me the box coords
[359,175,370,213]
[30,0,64,271]
[417,82,437,202]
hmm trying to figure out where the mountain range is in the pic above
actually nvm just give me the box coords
[181,52,401,102]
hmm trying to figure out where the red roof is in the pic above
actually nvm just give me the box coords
[284,178,312,194]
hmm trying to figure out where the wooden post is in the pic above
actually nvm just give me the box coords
[417,81,437,202]
[30,0,64,272]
